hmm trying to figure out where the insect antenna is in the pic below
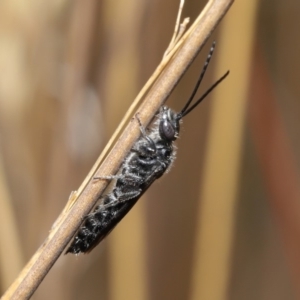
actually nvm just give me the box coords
[176,41,229,120]
[180,70,229,118]
[179,41,216,116]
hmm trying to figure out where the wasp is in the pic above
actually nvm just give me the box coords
[66,42,229,254]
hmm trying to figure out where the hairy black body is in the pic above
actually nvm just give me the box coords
[66,109,176,254]
[66,42,229,254]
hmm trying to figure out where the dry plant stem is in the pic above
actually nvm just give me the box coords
[2,0,233,299]
[164,0,186,56]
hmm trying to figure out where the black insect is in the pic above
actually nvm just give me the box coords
[66,42,229,254]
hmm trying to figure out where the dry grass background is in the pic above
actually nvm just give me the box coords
[0,0,300,299]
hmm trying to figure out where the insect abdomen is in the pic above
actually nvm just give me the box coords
[66,197,139,254]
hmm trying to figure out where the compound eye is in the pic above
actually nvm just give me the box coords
[160,120,175,141]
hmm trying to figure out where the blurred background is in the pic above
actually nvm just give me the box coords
[0,0,300,299]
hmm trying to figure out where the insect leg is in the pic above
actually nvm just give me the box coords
[93,175,121,181]
[118,189,142,202]
[135,113,157,155]
[135,112,147,137]
[96,188,142,210]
